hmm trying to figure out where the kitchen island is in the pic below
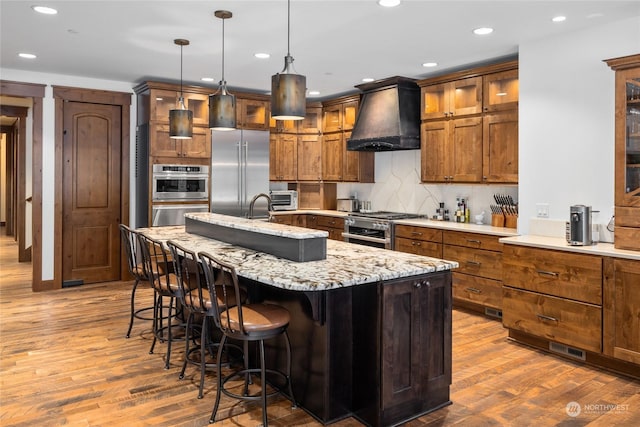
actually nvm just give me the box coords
[139,217,458,426]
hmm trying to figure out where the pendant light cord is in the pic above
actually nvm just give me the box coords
[221,17,225,82]
[287,0,291,57]
[180,43,184,99]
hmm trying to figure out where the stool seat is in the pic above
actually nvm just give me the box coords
[221,303,290,333]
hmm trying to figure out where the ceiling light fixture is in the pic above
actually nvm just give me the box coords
[169,39,193,140]
[378,0,401,7]
[422,62,438,68]
[552,15,567,22]
[308,90,320,96]
[18,53,37,59]
[201,77,215,82]
[271,0,306,121]
[209,10,237,131]
[32,5,57,14]
[362,78,375,82]
[473,27,494,35]
[254,53,270,59]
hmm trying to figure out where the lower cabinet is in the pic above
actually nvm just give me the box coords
[394,224,443,258]
[603,257,640,365]
[353,272,452,426]
[306,214,345,240]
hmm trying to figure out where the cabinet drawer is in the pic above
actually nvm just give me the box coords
[503,245,602,305]
[443,245,502,281]
[395,237,442,258]
[453,274,502,310]
[315,215,344,229]
[616,207,640,227]
[395,225,442,242]
[443,231,502,251]
[503,287,602,353]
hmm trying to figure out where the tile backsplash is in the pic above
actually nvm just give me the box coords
[337,150,518,225]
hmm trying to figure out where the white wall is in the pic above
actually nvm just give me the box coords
[518,16,640,236]
[0,68,136,281]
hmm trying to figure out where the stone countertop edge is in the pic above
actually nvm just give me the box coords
[499,235,640,261]
[137,225,459,292]
[186,212,329,239]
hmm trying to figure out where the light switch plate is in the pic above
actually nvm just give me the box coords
[536,203,549,218]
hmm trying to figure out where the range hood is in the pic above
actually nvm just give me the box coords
[347,76,421,151]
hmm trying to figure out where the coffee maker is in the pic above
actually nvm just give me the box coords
[567,205,592,246]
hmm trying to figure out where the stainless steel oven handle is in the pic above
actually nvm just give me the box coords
[342,232,390,245]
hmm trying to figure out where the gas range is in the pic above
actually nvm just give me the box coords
[344,211,421,249]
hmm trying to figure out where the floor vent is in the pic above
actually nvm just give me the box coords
[549,341,586,361]
[62,279,84,288]
[485,307,503,319]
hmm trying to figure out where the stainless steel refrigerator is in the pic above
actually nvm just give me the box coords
[210,130,270,218]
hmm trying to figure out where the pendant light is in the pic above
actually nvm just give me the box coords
[169,38,193,139]
[271,0,306,120]
[209,10,237,131]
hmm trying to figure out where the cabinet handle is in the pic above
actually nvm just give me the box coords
[412,241,422,246]
[449,176,453,180]
[411,231,423,236]
[536,313,558,323]
[466,287,482,294]
[466,239,481,244]
[415,282,422,288]
[466,260,481,266]
[536,270,559,277]
[483,176,488,180]
[449,111,453,116]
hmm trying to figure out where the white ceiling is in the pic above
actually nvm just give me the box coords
[1,0,639,100]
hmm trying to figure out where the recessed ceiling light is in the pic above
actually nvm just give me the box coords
[254,53,270,59]
[552,15,567,22]
[308,90,320,96]
[201,77,215,82]
[378,0,401,7]
[32,5,58,15]
[422,62,438,68]
[18,53,37,59]
[473,27,494,35]
[362,77,375,82]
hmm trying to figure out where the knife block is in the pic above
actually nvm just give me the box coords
[491,213,505,227]
[505,214,518,229]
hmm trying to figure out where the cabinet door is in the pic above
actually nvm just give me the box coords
[342,100,358,131]
[451,76,483,116]
[604,258,640,365]
[181,126,211,158]
[271,133,298,181]
[483,69,519,112]
[323,105,343,133]
[322,133,343,181]
[422,83,448,120]
[450,117,483,182]
[421,121,449,182]
[342,131,361,182]
[616,67,640,207]
[297,134,322,181]
[269,116,298,133]
[150,89,209,126]
[238,99,269,130]
[483,112,518,183]
[381,273,451,410]
[150,124,180,157]
[299,106,323,134]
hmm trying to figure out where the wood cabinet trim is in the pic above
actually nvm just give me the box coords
[417,59,518,87]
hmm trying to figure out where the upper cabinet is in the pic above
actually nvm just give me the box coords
[298,104,323,135]
[418,60,519,184]
[150,89,210,126]
[421,76,482,120]
[606,54,640,251]
[237,98,270,130]
[323,98,358,133]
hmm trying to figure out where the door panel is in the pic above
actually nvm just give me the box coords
[63,102,122,284]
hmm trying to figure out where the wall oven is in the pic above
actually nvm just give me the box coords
[152,164,209,202]
[343,211,420,249]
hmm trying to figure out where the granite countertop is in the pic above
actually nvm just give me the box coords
[138,225,458,292]
[186,212,329,239]
[499,235,640,261]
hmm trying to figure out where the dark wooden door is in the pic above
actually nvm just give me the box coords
[62,101,122,284]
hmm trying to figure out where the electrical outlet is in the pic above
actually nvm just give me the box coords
[536,203,549,218]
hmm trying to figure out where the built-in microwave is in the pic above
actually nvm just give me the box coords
[152,164,209,202]
[269,190,298,211]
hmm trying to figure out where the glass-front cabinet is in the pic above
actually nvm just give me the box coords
[151,89,209,126]
[483,69,519,112]
[606,54,640,252]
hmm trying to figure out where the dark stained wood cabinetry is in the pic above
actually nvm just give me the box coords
[353,272,452,426]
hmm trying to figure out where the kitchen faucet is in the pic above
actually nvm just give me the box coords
[248,193,272,219]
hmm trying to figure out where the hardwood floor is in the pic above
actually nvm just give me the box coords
[1,229,639,426]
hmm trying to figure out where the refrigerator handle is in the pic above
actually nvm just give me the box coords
[237,141,242,206]
[243,140,249,207]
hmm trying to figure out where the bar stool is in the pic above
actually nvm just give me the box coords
[166,240,244,399]
[198,251,296,426]
[119,224,155,338]
[137,233,183,370]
